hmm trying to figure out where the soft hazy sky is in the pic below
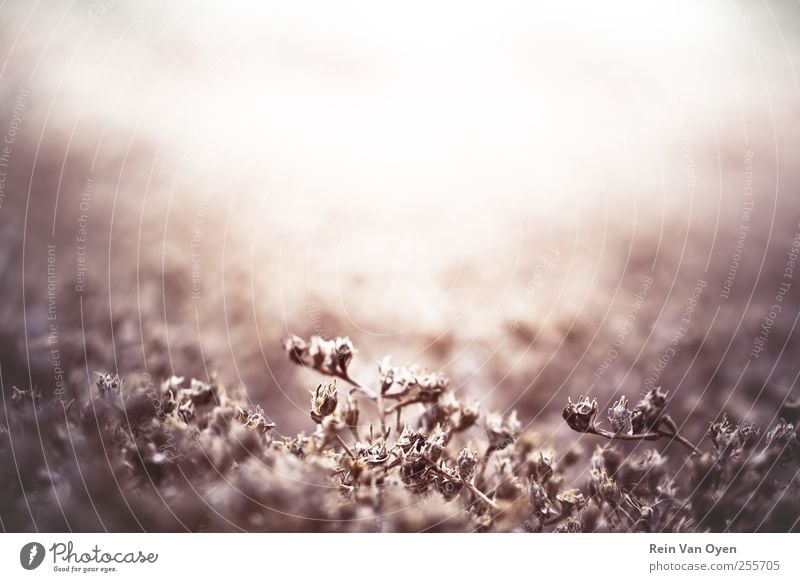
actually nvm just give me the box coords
[5,0,796,220]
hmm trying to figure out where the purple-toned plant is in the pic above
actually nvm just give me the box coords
[0,332,798,532]
[562,389,699,453]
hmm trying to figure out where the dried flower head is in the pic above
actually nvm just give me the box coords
[285,335,360,378]
[485,410,521,452]
[233,406,248,424]
[735,421,761,450]
[377,357,414,394]
[562,396,598,433]
[530,451,555,484]
[417,371,450,394]
[708,415,759,459]
[436,475,464,501]
[160,375,183,407]
[556,489,586,513]
[529,479,555,517]
[424,425,448,462]
[377,358,449,403]
[765,419,799,463]
[607,396,632,434]
[184,378,216,405]
[394,426,425,454]
[399,449,430,494]
[340,394,359,432]
[308,335,329,369]
[591,468,622,506]
[334,337,355,374]
[283,334,309,364]
[456,400,481,431]
[240,405,275,434]
[94,372,124,396]
[564,390,698,454]
[631,387,668,433]
[419,391,479,433]
[178,399,195,423]
[457,447,478,480]
[310,379,339,424]
[10,385,40,408]
[493,458,525,500]
[353,440,391,465]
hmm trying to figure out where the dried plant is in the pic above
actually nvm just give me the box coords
[563,389,699,453]
[561,390,800,532]
[1,333,798,532]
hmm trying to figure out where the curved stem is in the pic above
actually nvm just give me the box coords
[385,397,424,415]
[340,372,378,400]
[463,480,500,511]
[587,425,699,454]
[335,433,356,459]
[656,429,700,454]
[658,415,701,454]
[428,465,499,511]
[590,427,661,441]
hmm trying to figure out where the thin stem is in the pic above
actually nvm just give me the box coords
[338,371,388,433]
[463,480,500,511]
[385,397,427,415]
[587,425,699,454]
[429,465,499,511]
[659,415,701,454]
[590,427,661,441]
[335,433,356,459]
[656,429,700,454]
[377,391,386,434]
[382,391,414,401]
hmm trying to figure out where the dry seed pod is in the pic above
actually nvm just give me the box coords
[457,448,478,480]
[607,396,632,435]
[310,379,339,424]
[562,396,598,433]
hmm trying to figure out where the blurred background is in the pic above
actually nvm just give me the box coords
[1,0,799,450]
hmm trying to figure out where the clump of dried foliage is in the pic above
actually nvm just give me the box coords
[1,334,798,532]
